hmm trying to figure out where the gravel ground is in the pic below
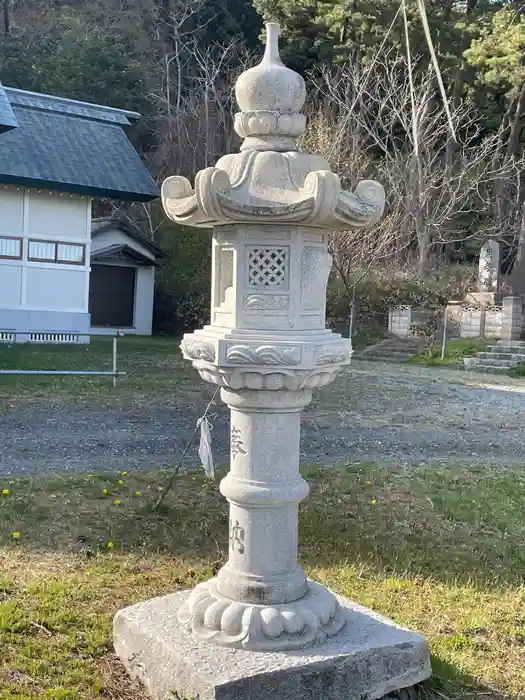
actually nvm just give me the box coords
[2,360,525,476]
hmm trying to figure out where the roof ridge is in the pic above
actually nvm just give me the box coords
[4,87,141,122]
[0,88,159,202]
[91,217,165,257]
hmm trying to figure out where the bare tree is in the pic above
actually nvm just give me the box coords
[297,53,525,334]
[149,35,253,181]
[308,55,525,282]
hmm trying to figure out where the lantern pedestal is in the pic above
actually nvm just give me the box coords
[114,590,431,700]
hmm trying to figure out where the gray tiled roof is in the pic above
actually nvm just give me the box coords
[0,82,18,134]
[0,87,159,201]
[92,217,165,258]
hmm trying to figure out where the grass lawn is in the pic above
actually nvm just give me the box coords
[0,336,207,407]
[409,339,490,367]
[1,463,525,699]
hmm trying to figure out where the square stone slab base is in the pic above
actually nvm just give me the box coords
[113,590,432,700]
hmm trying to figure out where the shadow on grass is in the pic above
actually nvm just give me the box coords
[423,657,511,700]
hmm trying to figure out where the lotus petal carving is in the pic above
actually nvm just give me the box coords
[178,578,346,651]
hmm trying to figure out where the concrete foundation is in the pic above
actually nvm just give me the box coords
[114,589,431,700]
[0,308,90,342]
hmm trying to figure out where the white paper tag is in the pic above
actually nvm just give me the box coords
[197,417,214,479]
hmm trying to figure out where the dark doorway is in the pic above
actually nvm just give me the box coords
[89,264,136,327]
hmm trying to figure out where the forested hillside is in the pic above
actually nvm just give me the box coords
[1,0,524,331]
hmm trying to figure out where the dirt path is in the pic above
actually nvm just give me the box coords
[2,361,525,475]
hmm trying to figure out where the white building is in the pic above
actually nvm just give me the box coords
[0,83,159,342]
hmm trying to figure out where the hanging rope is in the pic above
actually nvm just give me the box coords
[328,0,456,161]
[416,0,457,142]
[402,0,420,157]
[154,385,220,511]
[327,0,403,160]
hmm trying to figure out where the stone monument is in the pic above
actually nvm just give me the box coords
[478,239,500,293]
[465,239,501,306]
[114,23,432,700]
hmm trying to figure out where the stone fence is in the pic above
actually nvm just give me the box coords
[388,306,442,339]
[458,304,502,339]
[388,297,523,342]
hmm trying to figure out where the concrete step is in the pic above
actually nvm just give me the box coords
[467,357,516,368]
[464,363,511,374]
[374,339,421,348]
[492,340,525,347]
[477,352,525,361]
[361,341,421,355]
[365,350,418,360]
[490,344,525,354]
[385,340,421,349]
[354,354,416,363]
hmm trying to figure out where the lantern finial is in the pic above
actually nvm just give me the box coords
[234,22,306,152]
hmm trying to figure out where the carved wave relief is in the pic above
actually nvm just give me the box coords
[244,294,289,311]
[226,344,301,365]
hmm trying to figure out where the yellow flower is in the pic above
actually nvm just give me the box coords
[135,491,142,496]
[2,489,9,495]
[107,541,114,549]
[121,471,127,476]
[114,499,121,506]
[365,481,372,486]
[118,480,124,484]
[12,531,21,538]
[371,499,377,505]
[103,489,109,495]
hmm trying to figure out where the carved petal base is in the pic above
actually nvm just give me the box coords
[177,578,347,651]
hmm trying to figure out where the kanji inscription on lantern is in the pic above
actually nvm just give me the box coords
[229,519,245,554]
[231,427,247,456]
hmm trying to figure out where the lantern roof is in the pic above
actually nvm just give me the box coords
[162,22,385,230]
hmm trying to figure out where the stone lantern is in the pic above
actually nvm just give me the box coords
[114,23,431,700]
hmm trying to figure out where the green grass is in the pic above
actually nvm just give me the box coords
[1,464,525,699]
[0,336,209,408]
[508,361,525,378]
[409,338,490,367]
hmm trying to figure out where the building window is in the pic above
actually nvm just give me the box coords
[0,236,22,259]
[57,243,85,264]
[28,240,85,265]
[28,240,55,262]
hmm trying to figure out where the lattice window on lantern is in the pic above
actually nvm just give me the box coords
[247,247,288,288]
